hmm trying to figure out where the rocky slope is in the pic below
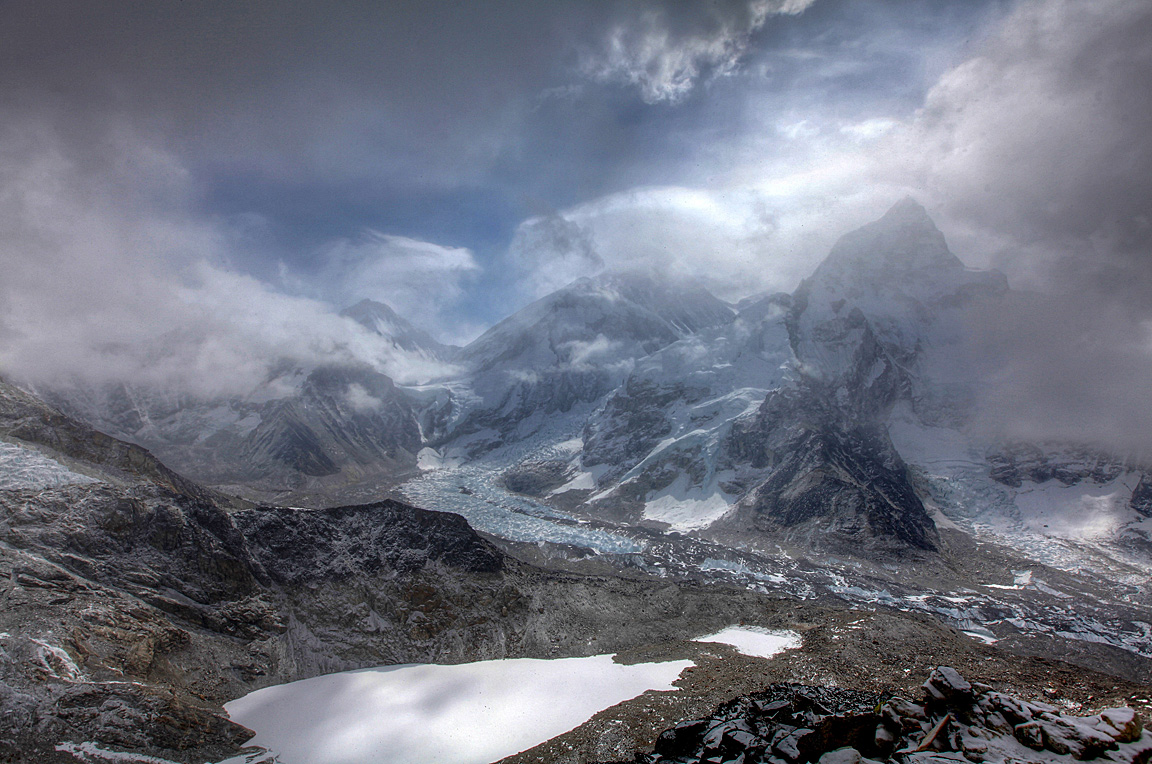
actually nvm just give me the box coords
[604,666,1150,764]
[0,379,802,762]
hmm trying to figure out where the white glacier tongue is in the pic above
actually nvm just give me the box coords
[401,463,646,554]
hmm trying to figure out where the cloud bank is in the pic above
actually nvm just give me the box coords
[0,107,457,396]
[0,0,1148,453]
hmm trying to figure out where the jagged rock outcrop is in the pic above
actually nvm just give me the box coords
[720,385,938,553]
[610,667,1151,764]
[987,443,1132,489]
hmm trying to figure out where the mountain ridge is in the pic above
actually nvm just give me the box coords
[27,199,1152,563]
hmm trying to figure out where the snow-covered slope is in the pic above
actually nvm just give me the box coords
[342,298,459,362]
[437,272,736,454]
[34,200,1152,565]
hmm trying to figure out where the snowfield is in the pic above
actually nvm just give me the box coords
[693,626,801,659]
[224,654,693,764]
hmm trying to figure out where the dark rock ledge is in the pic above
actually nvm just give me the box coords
[604,667,1151,764]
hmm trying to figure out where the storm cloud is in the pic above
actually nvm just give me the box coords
[0,0,1149,449]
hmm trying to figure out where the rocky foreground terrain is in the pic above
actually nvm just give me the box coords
[599,666,1150,764]
[0,377,806,762]
[0,374,1150,764]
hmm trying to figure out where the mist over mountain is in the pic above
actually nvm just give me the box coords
[2,1,1151,762]
[32,200,1152,567]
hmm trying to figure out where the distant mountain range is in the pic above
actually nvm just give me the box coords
[36,199,1152,562]
[5,200,1152,762]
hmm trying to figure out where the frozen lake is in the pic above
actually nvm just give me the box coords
[223,626,801,764]
[225,654,693,764]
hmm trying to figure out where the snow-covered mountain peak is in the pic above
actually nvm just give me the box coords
[815,197,962,283]
[795,199,1008,362]
[460,270,734,374]
[340,299,456,361]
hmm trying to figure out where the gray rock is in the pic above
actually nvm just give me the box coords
[1096,708,1143,743]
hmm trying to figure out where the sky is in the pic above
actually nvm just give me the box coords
[0,0,1150,446]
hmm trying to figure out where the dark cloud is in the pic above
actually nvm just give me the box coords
[0,1,569,187]
[1,0,1148,457]
[905,0,1152,307]
[883,0,1152,452]
[0,1,815,188]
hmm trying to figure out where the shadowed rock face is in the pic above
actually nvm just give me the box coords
[725,387,938,553]
[234,500,505,582]
[714,303,937,554]
[239,364,423,480]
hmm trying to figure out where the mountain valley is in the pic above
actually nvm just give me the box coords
[3,200,1151,763]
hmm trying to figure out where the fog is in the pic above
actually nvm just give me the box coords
[0,0,1148,448]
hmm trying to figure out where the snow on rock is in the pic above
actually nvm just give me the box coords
[0,440,100,490]
[637,666,1152,764]
[643,473,736,532]
[224,654,693,764]
[693,626,801,659]
[55,741,184,763]
[1013,474,1142,540]
[416,446,446,471]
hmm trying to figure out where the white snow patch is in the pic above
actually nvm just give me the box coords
[643,473,735,532]
[56,741,183,763]
[225,654,693,764]
[0,440,100,490]
[1014,475,1139,540]
[963,629,999,645]
[693,626,801,659]
[417,447,446,471]
[551,469,597,493]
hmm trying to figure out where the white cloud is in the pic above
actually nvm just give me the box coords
[581,0,817,103]
[0,107,458,397]
[504,178,911,305]
[839,118,897,142]
[311,231,480,337]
